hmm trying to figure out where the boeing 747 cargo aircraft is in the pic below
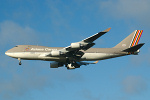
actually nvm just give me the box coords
[5,28,144,69]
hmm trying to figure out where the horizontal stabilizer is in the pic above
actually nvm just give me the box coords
[122,43,145,52]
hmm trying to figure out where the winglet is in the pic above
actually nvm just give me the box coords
[102,27,111,32]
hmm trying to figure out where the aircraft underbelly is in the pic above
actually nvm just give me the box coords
[7,52,40,59]
[7,52,66,61]
[6,52,125,62]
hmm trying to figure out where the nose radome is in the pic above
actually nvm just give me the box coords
[5,51,9,56]
[5,49,12,56]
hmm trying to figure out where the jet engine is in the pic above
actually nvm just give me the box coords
[50,50,61,56]
[71,43,81,49]
[70,42,89,49]
[50,62,64,68]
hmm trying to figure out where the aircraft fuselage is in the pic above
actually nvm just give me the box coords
[5,45,127,62]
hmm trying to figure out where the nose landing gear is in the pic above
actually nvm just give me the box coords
[18,58,22,65]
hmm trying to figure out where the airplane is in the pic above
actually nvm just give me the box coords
[5,28,144,69]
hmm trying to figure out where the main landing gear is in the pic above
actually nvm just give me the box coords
[65,59,80,69]
[18,58,22,65]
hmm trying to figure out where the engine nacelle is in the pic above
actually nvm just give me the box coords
[50,50,61,56]
[71,43,81,49]
[50,62,64,68]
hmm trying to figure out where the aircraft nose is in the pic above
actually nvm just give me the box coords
[5,50,12,56]
[5,51,9,56]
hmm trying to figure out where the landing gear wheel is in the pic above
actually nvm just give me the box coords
[19,62,22,65]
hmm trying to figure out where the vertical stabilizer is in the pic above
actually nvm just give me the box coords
[114,30,143,48]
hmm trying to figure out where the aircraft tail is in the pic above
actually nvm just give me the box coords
[114,30,143,48]
[122,43,144,52]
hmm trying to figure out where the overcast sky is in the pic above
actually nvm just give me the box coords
[0,0,150,100]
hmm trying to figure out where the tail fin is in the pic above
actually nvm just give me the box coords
[114,30,143,48]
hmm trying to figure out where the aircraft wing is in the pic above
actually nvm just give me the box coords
[46,28,111,58]
[82,28,111,43]
[64,27,111,51]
